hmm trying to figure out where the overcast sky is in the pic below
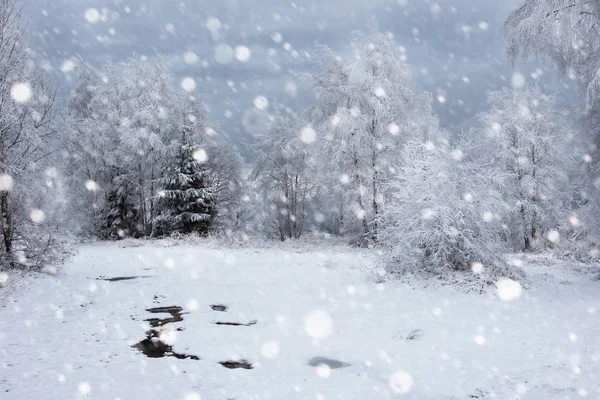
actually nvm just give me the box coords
[26,0,578,158]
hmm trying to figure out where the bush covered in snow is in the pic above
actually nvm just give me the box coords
[380,139,526,285]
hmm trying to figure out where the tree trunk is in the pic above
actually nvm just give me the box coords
[0,140,13,265]
[371,150,379,242]
[138,159,147,235]
[353,151,369,236]
[338,193,344,236]
[149,165,155,237]
[1,192,12,259]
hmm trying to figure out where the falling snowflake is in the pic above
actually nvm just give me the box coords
[315,363,332,378]
[482,211,494,222]
[388,123,400,135]
[85,180,100,192]
[214,43,234,64]
[78,382,91,395]
[300,126,317,144]
[234,45,251,62]
[474,335,486,345]
[11,83,32,103]
[388,370,413,394]
[60,59,76,73]
[451,148,464,161]
[84,8,100,24]
[253,96,269,110]
[183,51,199,64]
[284,82,297,97]
[30,209,46,224]
[193,149,208,163]
[185,299,199,312]
[511,72,526,89]
[181,77,196,92]
[271,32,283,43]
[430,3,442,14]
[261,342,280,359]
[547,230,560,244]
[496,278,523,302]
[0,174,14,191]
[471,262,484,274]
[304,310,333,339]
[205,17,221,32]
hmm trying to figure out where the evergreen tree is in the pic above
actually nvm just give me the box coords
[154,145,216,236]
[98,169,142,239]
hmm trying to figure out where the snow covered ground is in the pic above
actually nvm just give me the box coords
[1,241,599,399]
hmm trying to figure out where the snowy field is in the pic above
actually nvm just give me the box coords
[1,242,599,400]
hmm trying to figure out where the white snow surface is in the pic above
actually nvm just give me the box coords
[1,241,599,399]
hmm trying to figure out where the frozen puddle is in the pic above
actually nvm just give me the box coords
[307,357,351,369]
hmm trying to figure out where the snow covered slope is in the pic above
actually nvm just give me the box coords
[1,242,599,399]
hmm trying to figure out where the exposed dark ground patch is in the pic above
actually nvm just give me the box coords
[132,330,199,360]
[145,306,185,327]
[307,357,351,369]
[219,360,253,369]
[132,305,199,360]
[133,303,257,363]
[98,276,151,282]
[215,319,257,327]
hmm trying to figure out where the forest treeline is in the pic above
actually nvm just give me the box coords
[1,0,599,282]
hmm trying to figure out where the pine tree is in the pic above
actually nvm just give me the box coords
[154,145,216,236]
[98,169,142,239]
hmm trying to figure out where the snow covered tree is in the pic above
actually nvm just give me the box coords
[152,95,216,236]
[65,56,243,239]
[463,87,573,251]
[305,21,439,242]
[380,138,525,285]
[65,62,129,238]
[98,169,143,239]
[116,57,181,235]
[252,115,318,240]
[153,144,216,236]
[0,0,63,268]
[503,0,600,242]
[187,102,245,234]
[63,61,102,235]
[504,0,600,105]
